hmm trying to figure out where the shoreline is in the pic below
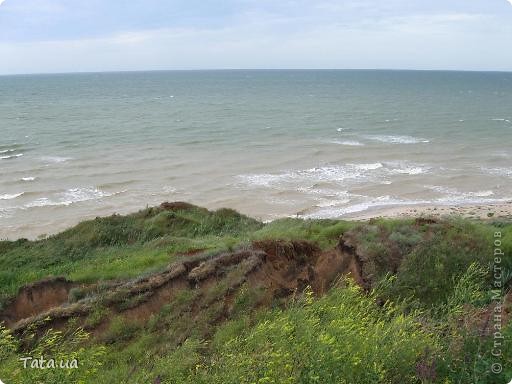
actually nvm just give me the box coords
[344,201,512,221]
[3,200,512,241]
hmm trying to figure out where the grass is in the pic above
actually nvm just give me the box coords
[197,282,436,384]
[1,204,511,383]
[0,205,357,308]
[251,217,355,249]
[0,204,263,306]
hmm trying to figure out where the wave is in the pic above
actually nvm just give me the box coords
[0,192,24,200]
[162,186,177,193]
[238,163,385,188]
[385,162,431,175]
[353,162,383,170]
[299,196,430,219]
[482,167,512,178]
[0,153,23,160]
[0,207,15,219]
[426,185,502,204]
[0,149,16,154]
[21,177,36,182]
[238,161,431,190]
[491,118,511,124]
[388,166,427,175]
[299,188,509,220]
[24,187,118,208]
[330,140,364,146]
[363,135,430,144]
[40,156,71,164]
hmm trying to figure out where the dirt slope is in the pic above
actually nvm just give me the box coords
[2,236,367,338]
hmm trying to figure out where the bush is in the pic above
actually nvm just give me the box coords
[390,221,492,307]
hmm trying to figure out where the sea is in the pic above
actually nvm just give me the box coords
[1,70,511,239]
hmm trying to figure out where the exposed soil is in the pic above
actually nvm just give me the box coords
[5,225,504,344]
[160,201,198,211]
[0,277,75,326]
[3,235,366,338]
[473,291,512,337]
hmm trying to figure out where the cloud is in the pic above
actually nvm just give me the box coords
[508,0,512,5]
[1,15,511,75]
[0,0,6,6]
[0,0,511,73]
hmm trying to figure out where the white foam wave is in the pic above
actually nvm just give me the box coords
[0,193,24,200]
[363,135,430,144]
[491,118,512,124]
[0,149,15,154]
[0,207,15,219]
[25,198,53,208]
[238,161,432,190]
[473,190,494,197]
[330,140,364,146]
[0,153,23,160]
[163,186,177,193]
[483,167,512,177]
[63,188,112,203]
[426,185,501,204]
[296,187,349,197]
[238,163,385,188]
[300,196,429,219]
[353,162,383,170]
[41,156,71,164]
[386,162,431,175]
[390,167,425,175]
[21,177,36,182]
[24,187,114,208]
[300,189,509,220]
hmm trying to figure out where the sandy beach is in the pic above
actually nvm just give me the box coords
[347,201,512,221]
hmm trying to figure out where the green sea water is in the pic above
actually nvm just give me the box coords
[1,70,511,239]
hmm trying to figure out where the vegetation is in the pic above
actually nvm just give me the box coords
[0,323,106,384]
[0,203,511,383]
[0,205,265,306]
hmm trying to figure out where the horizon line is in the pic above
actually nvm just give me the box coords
[2,67,512,77]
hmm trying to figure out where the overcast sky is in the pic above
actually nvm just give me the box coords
[0,0,511,74]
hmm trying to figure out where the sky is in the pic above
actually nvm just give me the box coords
[0,0,511,74]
